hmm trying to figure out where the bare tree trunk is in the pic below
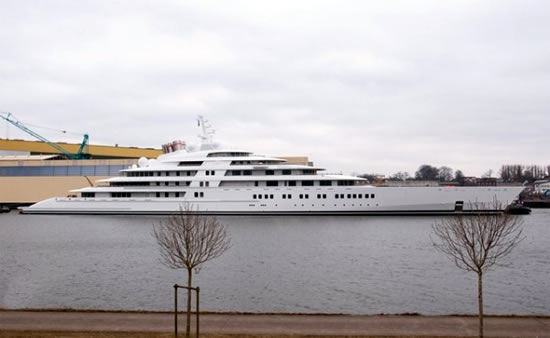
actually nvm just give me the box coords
[478,271,484,338]
[186,268,192,338]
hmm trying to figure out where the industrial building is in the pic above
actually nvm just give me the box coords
[0,138,162,207]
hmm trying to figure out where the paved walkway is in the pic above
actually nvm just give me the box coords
[1,311,549,337]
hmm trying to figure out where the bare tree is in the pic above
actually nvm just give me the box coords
[153,205,231,338]
[438,166,454,182]
[431,202,524,338]
[389,171,410,181]
[415,164,439,181]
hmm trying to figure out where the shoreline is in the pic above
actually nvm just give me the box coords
[1,308,550,318]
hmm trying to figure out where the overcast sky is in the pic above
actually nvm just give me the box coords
[1,0,549,176]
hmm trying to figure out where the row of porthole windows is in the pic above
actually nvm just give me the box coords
[336,193,375,199]
[255,193,373,200]
[205,170,216,176]
[253,194,275,199]
[155,192,184,198]
[153,182,191,186]
[111,181,193,187]
[127,171,195,177]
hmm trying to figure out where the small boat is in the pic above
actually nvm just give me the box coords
[506,202,531,215]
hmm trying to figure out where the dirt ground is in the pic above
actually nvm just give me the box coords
[1,310,549,338]
[0,332,465,338]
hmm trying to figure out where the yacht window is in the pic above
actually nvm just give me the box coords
[200,192,204,197]
[200,182,204,187]
[266,181,278,187]
[302,181,314,186]
[323,194,326,199]
[288,194,292,199]
[282,169,291,175]
[178,161,204,166]
[264,194,268,199]
[243,170,252,176]
[156,192,160,198]
[282,194,286,199]
[305,194,309,199]
[206,182,209,187]
[353,194,357,199]
[175,192,179,198]
[365,194,369,199]
[289,181,296,186]
[206,171,210,176]
[335,194,339,199]
[317,194,321,199]
[253,194,257,199]
[165,192,169,198]
[340,194,344,198]
[359,194,362,198]
[176,182,179,186]
[299,194,303,199]
[259,195,262,199]
[82,192,95,198]
[194,192,198,198]
[211,171,215,176]
[255,181,259,186]
[270,194,274,199]
[177,172,180,176]
[371,194,375,198]
[111,192,131,198]
[232,170,241,176]
[320,180,332,186]
[266,170,274,175]
[347,194,351,199]
[165,182,169,186]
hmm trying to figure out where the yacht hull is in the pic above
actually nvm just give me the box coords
[21,186,524,215]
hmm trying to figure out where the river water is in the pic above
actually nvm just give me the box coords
[0,210,548,315]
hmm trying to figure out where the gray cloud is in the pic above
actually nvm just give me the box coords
[1,0,549,176]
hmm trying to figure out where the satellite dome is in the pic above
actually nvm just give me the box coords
[137,157,148,168]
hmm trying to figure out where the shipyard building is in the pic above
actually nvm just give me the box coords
[0,138,162,207]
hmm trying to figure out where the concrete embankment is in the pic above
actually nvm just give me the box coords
[1,310,549,337]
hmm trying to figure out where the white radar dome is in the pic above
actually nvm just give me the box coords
[137,157,148,168]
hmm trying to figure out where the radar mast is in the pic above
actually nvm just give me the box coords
[197,115,217,150]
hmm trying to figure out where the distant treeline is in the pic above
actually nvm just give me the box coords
[499,164,550,183]
[361,164,550,184]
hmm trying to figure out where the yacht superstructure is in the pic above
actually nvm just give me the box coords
[22,118,524,215]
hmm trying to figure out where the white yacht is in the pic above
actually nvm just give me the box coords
[22,118,524,215]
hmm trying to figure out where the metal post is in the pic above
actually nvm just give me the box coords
[173,284,200,338]
[196,287,200,338]
[174,284,178,338]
